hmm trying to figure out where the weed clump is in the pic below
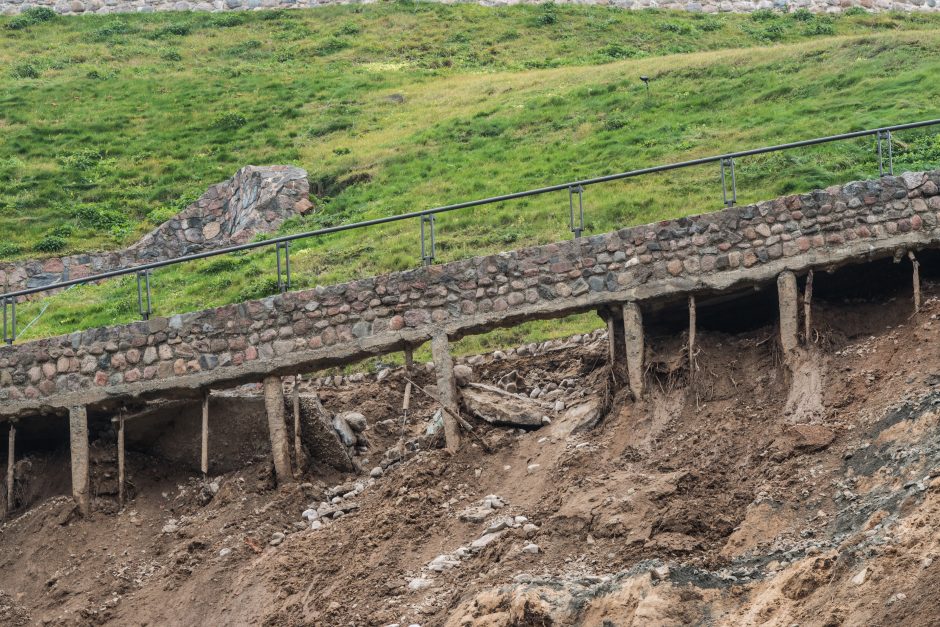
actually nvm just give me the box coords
[147,23,192,39]
[34,234,68,253]
[314,38,350,56]
[0,243,22,258]
[10,63,40,79]
[5,7,56,30]
[211,112,248,131]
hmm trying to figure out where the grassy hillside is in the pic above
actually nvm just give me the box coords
[2,5,940,352]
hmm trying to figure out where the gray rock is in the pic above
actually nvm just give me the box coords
[270,532,285,546]
[453,364,474,387]
[340,411,368,433]
[332,414,357,446]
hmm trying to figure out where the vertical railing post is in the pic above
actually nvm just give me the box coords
[877,130,894,177]
[275,243,283,293]
[569,185,584,239]
[420,214,436,266]
[2,297,10,346]
[136,271,152,320]
[284,241,291,292]
[275,242,291,294]
[4,297,16,345]
[720,157,737,207]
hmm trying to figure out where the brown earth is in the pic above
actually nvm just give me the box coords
[1,279,939,626]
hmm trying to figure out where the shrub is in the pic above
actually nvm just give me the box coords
[5,7,56,30]
[24,7,55,22]
[34,234,68,253]
[147,23,192,40]
[751,8,778,21]
[790,8,814,21]
[697,18,724,32]
[10,63,40,79]
[86,69,108,80]
[308,118,353,137]
[844,6,868,15]
[51,223,74,238]
[803,18,835,35]
[533,3,558,26]
[208,13,245,28]
[599,43,640,59]
[59,149,103,171]
[335,22,361,36]
[237,276,280,302]
[659,22,695,34]
[0,242,22,258]
[73,204,128,230]
[211,111,248,131]
[161,50,182,62]
[603,113,630,131]
[313,38,350,56]
[91,21,134,41]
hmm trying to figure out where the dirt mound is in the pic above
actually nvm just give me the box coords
[1,286,939,626]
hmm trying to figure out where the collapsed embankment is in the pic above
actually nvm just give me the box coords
[0,270,939,626]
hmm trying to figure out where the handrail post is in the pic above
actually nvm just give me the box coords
[721,157,737,208]
[421,214,436,266]
[2,297,9,346]
[275,242,291,293]
[136,271,152,320]
[285,241,291,291]
[877,130,894,177]
[569,185,584,239]
[275,242,283,293]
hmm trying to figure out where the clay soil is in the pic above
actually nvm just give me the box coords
[2,279,940,626]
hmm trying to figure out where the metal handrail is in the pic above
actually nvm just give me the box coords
[2,117,940,344]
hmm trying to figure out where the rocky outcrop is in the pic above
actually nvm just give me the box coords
[0,165,312,295]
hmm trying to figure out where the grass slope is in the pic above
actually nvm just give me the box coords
[2,5,940,356]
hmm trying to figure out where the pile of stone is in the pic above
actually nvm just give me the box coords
[407,496,541,592]
[300,480,367,531]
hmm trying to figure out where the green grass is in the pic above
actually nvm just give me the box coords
[2,5,940,347]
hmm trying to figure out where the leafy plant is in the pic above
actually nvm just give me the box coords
[34,234,68,253]
[10,63,40,79]
[211,112,248,131]
[5,7,56,30]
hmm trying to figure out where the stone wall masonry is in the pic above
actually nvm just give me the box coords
[1,0,938,17]
[0,165,311,296]
[1,170,939,421]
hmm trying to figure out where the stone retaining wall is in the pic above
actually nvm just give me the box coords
[1,170,939,420]
[0,166,311,296]
[1,0,938,17]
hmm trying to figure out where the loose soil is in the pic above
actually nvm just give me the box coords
[1,283,939,626]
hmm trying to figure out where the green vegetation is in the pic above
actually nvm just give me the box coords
[2,4,940,348]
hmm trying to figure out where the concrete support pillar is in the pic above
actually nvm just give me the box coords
[69,406,90,517]
[263,376,293,484]
[607,317,617,365]
[688,295,697,384]
[6,421,15,515]
[777,271,799,355]
[909,251,921,314]
[292,376,303,475]
[803,270,814,345]
[201,390,209,477]
[622,302,645,399]
[403,344,414,373]
[117,413,125,509]
[431,332,461,454]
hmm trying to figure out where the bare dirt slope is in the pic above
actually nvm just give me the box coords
[1,284,939,626]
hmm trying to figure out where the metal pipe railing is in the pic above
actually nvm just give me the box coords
[2,117,939,344]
